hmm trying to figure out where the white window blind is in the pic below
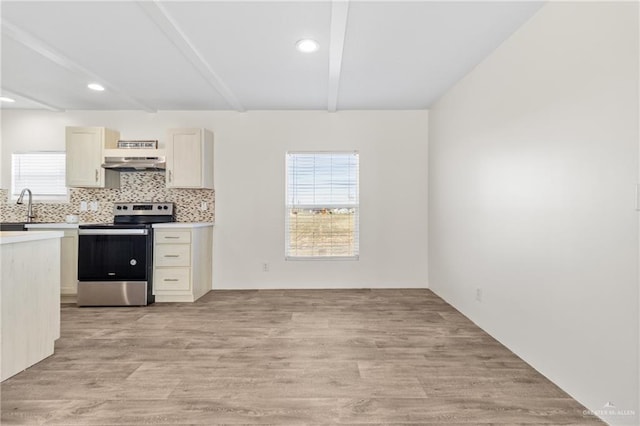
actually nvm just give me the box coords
[286,152,359,259]
[11,152,68,201]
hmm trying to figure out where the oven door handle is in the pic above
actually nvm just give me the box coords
[79,229,149,236]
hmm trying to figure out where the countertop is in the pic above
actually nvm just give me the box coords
[24,222,215,229]
[25,223,80,229]
[0,230,64,245]
[152,222,214,229]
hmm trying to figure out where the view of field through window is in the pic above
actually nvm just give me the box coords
[288,208,357,257]
[286,152,359,258]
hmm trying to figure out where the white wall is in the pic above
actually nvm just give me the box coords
[428,2,639,425]
[1,110,429,289]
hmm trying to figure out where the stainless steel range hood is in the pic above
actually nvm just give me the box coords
[102,149,166,172]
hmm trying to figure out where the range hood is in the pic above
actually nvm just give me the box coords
[102,149,166,172]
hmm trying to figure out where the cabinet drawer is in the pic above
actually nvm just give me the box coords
[155,244,191,267]
[155,231,191,244]
[155,268,190,291]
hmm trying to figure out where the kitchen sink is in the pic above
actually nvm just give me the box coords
[1,222,61,231]
[0,222,28,231]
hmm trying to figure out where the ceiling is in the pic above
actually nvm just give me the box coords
[0,1,544,112]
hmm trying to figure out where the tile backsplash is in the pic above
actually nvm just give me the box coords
[1,172,214,223]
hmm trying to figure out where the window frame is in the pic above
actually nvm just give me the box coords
[285,151,360,261]
[11,151,69,203]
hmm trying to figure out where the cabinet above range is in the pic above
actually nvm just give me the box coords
[65,127,214,189]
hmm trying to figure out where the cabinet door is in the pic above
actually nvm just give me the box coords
[66,127,103,187]
[27,228,78,295]
[60,233,78,295]
[166,129,202,188]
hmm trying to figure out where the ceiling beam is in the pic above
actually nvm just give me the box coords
[1,19,157,113]
[137,1,245,112]
[0,87,65,112]
[328,0,350,113]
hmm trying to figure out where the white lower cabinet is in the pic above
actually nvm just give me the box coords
[26,226,78,296]
[59,230,79,296]
[153,226,212,302]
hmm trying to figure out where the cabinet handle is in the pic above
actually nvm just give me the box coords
[168,170,173,182]
[163,278,179,282]
[164,255,180,258]
[163,236,180,239]
[95,169,99,182]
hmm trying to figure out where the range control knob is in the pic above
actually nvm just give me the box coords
[163,205,169,210]
[116,206,122,210]
[123,205,128,210]
[157,205,162,210]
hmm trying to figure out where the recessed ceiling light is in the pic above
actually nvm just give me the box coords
[87,83,105,91]
[296,39,319,53]
[0,96,16,103]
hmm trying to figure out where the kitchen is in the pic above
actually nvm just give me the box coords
[4,126,214,305]
[0,1,638,425]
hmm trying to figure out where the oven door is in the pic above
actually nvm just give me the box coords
[77,228,153,306]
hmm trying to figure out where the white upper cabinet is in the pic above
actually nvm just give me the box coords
[166,128,214,189]
[65,127,119,188]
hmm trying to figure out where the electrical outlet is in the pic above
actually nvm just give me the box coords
[80,201,88,212]
[200,201,208,211]
[262,262,269,272]
[89,201,99,211]
[475,288,483,302]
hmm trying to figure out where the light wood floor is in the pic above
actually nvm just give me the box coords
[1,289,603,425]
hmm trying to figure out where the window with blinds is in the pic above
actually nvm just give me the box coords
[286,152,359,259]
[11,152,68,201]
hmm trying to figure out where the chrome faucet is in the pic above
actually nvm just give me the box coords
[16,188,35,223]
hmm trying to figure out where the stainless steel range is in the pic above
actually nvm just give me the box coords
[77,202,175,307]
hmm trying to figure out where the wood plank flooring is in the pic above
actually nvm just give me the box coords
[1,289,603,425]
